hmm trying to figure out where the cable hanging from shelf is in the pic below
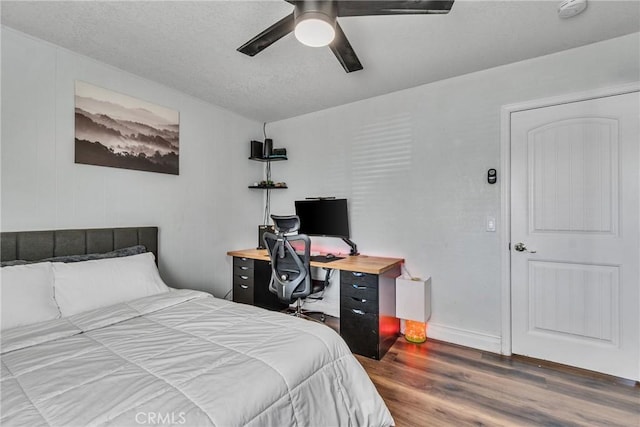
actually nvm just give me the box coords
[262,122,272,226]
[263,161,272,225]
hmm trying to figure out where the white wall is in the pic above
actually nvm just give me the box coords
[1,27,264,296]
[267,33,640,351]
[3,26,639,353]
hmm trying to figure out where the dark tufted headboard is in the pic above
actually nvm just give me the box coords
[0,227,158,264]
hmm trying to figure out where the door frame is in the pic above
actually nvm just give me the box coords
[499,82,640,356]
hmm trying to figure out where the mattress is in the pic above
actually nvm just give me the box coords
[1,289,394,426]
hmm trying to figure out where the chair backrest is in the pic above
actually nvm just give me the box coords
[264,215,312,303]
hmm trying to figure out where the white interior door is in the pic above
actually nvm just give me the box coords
[510,91,640,381]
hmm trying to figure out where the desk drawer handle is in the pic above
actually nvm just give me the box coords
[351,297,367,303]
[241,257,248,261]
[239,284,249,290]
[351,272,365,277]
[239,275,250,280]
[351,309,365,315]
[351,284,368,290]
[238,266,249,270]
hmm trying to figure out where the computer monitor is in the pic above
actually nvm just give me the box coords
[295,198,349,238]
[294,198,358,255]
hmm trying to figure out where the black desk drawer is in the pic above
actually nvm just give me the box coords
[233,281,254,305]
[341,283,378,301]
[340,308,379,359]
[234,265,254,276]
[233,272,254,286]
[233,257,254,270]
[233,256,254,305]
[234,265,253,276]
[340,270,378,302]
[340,270,377,286]
[340,293,378,314]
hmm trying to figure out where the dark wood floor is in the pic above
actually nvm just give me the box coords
[354,338,639,427]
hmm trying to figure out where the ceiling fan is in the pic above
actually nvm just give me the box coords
[237,1,455,73]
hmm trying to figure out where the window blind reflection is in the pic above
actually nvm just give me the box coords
[350,113,413,230]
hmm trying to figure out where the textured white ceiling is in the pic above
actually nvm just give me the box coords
[2,1,639,122]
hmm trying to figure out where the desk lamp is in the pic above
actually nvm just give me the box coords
[395,276,431,343]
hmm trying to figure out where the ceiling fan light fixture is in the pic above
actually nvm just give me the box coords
[294,12,335,47]
[237,0,455,73]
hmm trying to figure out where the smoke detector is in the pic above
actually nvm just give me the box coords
[558,0,588,18]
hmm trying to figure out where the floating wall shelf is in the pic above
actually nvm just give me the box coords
[248,185,288,190]
[249,149,288,190]
[248,156,288,162]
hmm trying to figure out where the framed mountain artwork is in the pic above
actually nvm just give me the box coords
[74,81,180,175]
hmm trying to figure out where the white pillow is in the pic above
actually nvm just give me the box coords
[52,252,169,317]
[1,262,61,330]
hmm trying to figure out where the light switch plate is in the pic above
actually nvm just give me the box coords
[486,216,496,232]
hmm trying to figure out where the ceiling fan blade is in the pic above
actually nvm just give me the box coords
[336,0,454,17]
[329,22,363,73]
[237,13,295,56]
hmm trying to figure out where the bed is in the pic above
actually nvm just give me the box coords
[0,227,394,426]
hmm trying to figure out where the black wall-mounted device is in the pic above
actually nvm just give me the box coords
[250,140,263,158]
[487,168,497,184]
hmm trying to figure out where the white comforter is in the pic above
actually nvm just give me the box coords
[1,290,394,427]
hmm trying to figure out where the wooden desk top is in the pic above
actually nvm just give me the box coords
[227,248,404,275]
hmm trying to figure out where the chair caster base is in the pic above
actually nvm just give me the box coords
[283,308,326,323]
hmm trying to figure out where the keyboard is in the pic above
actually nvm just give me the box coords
[310,255,344,263]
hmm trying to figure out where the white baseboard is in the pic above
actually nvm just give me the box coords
[426,323,503,354]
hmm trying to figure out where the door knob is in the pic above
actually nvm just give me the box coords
[514,242,536,253]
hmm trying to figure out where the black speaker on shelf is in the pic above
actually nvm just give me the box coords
[257,225,274,249]
[250,140,263,158]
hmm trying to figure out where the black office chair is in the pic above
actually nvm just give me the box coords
[263,214,325,321]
